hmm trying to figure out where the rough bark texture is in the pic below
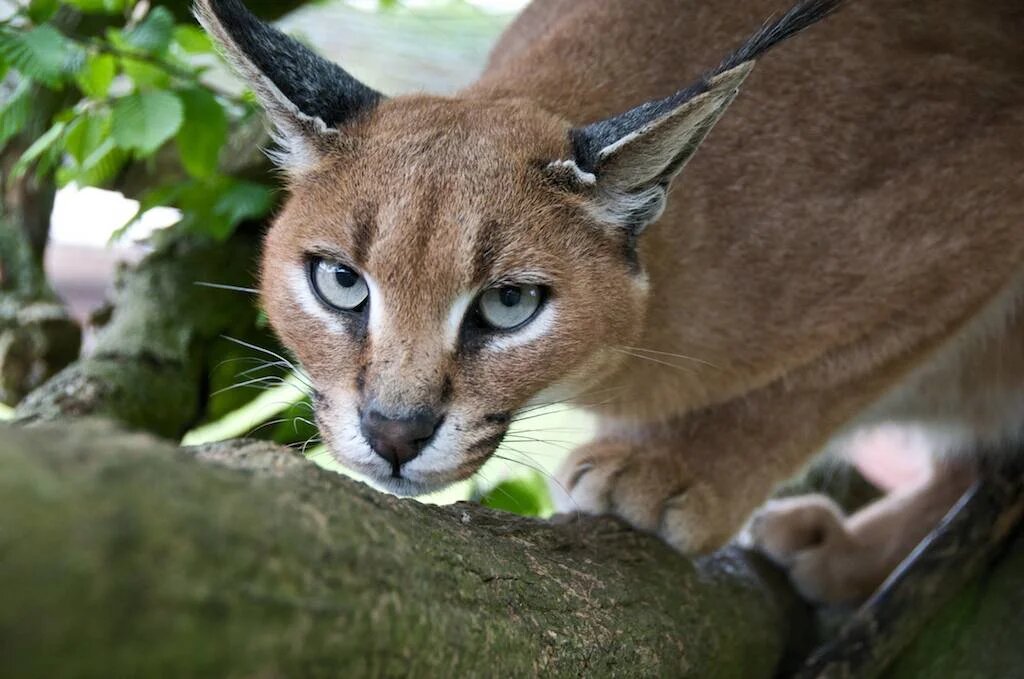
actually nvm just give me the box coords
[0,290,81,405]
[13,233,270,438]
[3,421,1024,677]
[883,528,1024,679]
[0,420,808,678]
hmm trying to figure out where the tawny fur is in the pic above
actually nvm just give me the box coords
[202,0,1024,604]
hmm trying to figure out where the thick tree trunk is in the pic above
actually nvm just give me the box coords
[0,419,809,678]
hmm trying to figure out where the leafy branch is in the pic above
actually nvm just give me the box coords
[1,0,274,242]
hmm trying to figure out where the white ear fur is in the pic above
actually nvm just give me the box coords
[557,63,753,232]
[597,63,753,191]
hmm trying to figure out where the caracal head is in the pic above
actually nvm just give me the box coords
[197,0,824,493]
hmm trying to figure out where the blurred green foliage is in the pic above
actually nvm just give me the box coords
[477,473,554,517]
[0,0,272,240]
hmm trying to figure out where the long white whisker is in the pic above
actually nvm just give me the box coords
[610,347,700,374]
[210,375,287,397]
[618,344,722,370]
[492,448,580,516]
[220,335,300,374]
[194,281,260,295]
[245,417,292,438]
[501,435,577,451]
[514,385,625,417]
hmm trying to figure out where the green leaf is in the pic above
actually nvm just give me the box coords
[0,26,83,86]
[124,7,175,54]
[211,180,275,238]
[176,88,227,178]
[111,90,183,155]
[65,0,127,13]
[75,137,127,187]
[75,53,117,98]
[173,26,214,55]
[119,57,172,88]
[479,474,553,518]
[63,109,112,164]
[27,0,60,23]
[10,120,66,179]
[0,79,32,147]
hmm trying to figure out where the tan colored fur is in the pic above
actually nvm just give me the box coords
[214,0,1024,603]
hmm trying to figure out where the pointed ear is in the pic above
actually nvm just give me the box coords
[194,0,384,172]
[550,0,841,235]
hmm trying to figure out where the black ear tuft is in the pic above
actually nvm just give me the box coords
[197,0,381,127]
[195,0,383,169]
[570,0,843,176]
[716,0,842,74]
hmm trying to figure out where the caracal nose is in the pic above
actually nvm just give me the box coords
[360,407,443,474]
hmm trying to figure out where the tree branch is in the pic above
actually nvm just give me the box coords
[0,419,809,677]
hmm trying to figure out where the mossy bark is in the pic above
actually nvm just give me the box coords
[883,528,1024,678]
[3,421,1023,677]
[0,420,808,678]
[13,233,271,438]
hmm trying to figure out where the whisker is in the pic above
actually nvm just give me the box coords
[510,395,621,424]
[292,416,318,430]
[211,377,312,400]
[232,363,316,391]
[610,347,700,374]
[194,281,260,295]
[472,469,528,512]
[501,434,577,451]
[245,417,292,438]
[618,344,723,370]
[491,449,580,516]
[210,375,287,397]
[287,434,323,455]
[514,385,625,417]
[235,361,291,379]
[220,335,300,374]
[301,434,323,456]
[507,426,589,436]
[210,356,271,373]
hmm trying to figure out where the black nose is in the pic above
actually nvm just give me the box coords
[360,408,443,473]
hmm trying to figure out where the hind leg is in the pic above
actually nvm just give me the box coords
[749,459,975,604]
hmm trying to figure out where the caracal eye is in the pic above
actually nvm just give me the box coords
[478,284,543,330]
[309,257,369,312]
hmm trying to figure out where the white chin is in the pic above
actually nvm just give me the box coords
[369,474,454,497]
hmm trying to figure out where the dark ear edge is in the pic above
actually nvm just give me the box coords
[568,0,843,175]
[194,0,384,168]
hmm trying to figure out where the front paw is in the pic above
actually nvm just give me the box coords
[552,441,731,554]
